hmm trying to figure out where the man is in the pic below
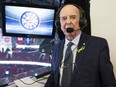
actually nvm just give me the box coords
[45,4,116,87]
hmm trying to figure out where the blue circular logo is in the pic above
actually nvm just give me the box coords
[20,11,39,30]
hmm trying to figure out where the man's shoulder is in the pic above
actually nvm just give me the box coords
[90,35,107,42]
[83,33,107,42]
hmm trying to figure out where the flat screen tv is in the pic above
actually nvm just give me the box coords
[2,2,57,38]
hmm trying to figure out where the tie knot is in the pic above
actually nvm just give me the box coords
[67,42,73,47]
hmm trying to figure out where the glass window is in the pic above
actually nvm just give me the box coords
[0,28,53,85]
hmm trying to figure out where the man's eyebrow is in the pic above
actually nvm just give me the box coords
[70,15,77,17]
[60,15,76,17]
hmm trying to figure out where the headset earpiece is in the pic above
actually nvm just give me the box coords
[79,17,87,29]
[55,17,60,29]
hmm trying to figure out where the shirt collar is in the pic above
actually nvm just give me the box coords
[65,31,82,46]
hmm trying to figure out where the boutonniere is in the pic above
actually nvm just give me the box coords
[77,43,86,53]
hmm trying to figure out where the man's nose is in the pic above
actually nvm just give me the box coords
[66,18,71,24]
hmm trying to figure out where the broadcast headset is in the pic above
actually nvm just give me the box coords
[55,3,87,30]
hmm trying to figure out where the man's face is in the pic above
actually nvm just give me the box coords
[59,5,81,41]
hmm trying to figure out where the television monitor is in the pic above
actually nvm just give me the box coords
[2,2,57,38]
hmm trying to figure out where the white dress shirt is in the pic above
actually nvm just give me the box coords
[59,32,81,85]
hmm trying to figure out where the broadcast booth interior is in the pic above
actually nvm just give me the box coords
[0,2,57,86]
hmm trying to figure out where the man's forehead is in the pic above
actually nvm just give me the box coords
[60,5,79,12]
[59,5,80,17]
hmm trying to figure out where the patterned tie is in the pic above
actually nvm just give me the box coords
[61,42,74,87]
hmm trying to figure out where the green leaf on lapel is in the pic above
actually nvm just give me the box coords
[77,45,85,53]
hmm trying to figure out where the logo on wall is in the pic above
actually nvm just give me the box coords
[4,37,10,42]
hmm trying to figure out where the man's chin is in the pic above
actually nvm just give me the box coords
[66,35,74,41]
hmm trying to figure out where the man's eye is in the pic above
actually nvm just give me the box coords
[71,16,76,19]
[60,17,67,21]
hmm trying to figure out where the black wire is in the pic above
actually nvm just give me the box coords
[60,44,78,66]
[18,76,48,85]
[58,42,86,87]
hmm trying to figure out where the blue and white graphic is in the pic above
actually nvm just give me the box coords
[5,6,55,36]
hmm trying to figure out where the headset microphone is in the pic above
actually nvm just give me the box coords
[66,27,74,33]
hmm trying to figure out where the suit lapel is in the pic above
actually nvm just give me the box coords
[58,40,65,66]
[71,33,88,85]
[54,40,65,87]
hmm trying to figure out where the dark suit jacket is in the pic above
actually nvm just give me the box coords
[45,32,116,87]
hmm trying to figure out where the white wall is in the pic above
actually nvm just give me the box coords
[90,0,116,76]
